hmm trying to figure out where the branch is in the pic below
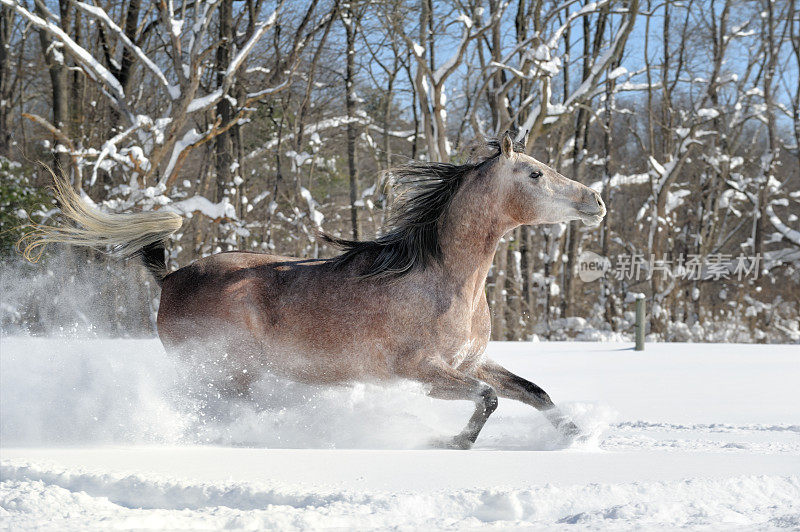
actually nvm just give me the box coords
[22,112,84,184]
[73,1,176,99]
[2,0,132,121]
[184,1,283,113]
[90,118,149,186]
[766,204,800,247]
[518,0,639,137]
[22,112,73,150]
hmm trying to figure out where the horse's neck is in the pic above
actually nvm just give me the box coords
[439,201,511,308]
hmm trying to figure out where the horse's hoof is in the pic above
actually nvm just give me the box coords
[560,420,581,438]
[557,421,586,444]
[429,435,473,450]
[559,421,593,446]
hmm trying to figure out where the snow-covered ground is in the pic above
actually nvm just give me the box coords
[1,337,798,530]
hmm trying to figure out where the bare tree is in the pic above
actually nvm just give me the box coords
[343,2,364,239]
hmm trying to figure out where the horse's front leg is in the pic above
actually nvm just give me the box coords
[413,361,498,449]
[473,359,580,439]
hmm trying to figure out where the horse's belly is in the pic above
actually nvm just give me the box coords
[159,308,394,385]
[265,343,394,384]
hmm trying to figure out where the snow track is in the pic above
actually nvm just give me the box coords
[2,462,798,530]
[1,338,798,529]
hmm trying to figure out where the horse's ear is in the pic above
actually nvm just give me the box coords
[522,129,531,152]
[501,133,514,159]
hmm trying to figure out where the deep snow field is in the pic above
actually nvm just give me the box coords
[0,336,798,530]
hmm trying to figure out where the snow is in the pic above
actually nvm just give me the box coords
[531,44,561,76]
[45,41,64,64]
[169,195,236,220]
[90,118,151,185]
[648,155,667,176]
[608,66,627,80]
[245,115,414,162]
[185,89,222,114]
[1,338,798,529]
[286,150,312,168]
[299,187,324,227]
[170,18,183,38]
[251,190,270,205]
[698,108,720,119]
[766,204,800,246]
[665,188,691,213]
[518,0,631,136]
[161,128,204,182]
[589,172,650,192]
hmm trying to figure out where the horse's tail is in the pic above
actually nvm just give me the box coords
[18,168,183,285]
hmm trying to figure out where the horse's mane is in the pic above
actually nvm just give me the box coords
[323,138,525,279]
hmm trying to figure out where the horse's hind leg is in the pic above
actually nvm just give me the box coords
[473,359,580,439]
[413,362,498,449]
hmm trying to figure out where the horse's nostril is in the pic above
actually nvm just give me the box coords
[593,194,601,206]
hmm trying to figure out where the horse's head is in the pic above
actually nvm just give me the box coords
[486,134,606,227]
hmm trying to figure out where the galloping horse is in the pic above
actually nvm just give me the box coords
[22,135,605,448]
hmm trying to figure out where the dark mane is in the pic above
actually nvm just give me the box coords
[323,138,524,279]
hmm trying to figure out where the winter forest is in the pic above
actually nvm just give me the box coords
[0,0,798,343]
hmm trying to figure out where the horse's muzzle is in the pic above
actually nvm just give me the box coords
[575,190,606,226]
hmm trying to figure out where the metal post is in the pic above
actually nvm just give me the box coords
[635,294,646,351]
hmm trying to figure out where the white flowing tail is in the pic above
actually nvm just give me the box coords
[18,169,183,281]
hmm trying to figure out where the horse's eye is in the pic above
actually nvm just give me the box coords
[530,170,542,180]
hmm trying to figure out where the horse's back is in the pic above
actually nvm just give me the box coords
[157,252,315,338]
[174,250,320,274]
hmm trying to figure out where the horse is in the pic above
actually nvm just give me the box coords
[21,134,606,449]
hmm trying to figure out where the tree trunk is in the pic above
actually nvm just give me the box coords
[602,53,619,329]
[117,0,141,93]
[382,74,394,169]
[0,5,11,156]
[214,0,235,247]
[344,7,359,239]
[69,7,84,189]
[755,0,778,259]
[35,0,71,174]
[214,0,234,193]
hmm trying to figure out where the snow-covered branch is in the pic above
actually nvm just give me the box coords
[73,2,176,99]
[766,204,800,247]
[0,0,132,120]
[185,3,283,113]
[518,0,639,137]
